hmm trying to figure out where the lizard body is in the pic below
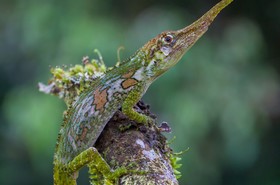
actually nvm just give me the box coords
[51,0,233,184]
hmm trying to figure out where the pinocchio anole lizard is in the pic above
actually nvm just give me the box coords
[41,0,234,184]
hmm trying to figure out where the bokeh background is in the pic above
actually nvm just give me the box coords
[1,0,280,184]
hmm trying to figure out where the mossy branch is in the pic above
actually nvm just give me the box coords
[94,101,179,185]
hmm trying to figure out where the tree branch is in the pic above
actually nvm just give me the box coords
[95,101,179,185]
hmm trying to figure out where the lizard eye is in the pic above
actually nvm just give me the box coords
[163,34,173,43]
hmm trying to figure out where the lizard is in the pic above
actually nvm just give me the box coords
[46,0,234,184]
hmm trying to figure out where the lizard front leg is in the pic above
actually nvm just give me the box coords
[122,84,154,125]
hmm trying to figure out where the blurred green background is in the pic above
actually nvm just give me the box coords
[1,0,280,184]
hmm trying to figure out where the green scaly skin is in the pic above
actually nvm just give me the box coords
[50,0,234,184]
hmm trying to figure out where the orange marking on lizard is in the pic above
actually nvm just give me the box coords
[121,78,138,89]
[79,127,88,141]
[122,71,134,78]
[93,87,108,112]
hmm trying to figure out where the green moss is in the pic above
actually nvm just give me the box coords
[168,148,189,179]
[38,50,108,106]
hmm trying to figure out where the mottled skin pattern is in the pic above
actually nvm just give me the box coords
[56,53,148,163]
[53,0,233,184]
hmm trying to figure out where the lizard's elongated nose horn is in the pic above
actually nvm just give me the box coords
[196,0,233,27]
[176,0,233,46]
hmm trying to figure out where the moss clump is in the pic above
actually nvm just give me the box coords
[38,50,107,106]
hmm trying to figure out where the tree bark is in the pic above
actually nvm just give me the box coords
[95,101,179,185]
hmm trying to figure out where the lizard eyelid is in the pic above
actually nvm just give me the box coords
[163,34,174,43]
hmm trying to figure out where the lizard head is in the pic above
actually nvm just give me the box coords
[141,0,233,81]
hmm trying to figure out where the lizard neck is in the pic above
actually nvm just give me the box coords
[123,49,147,72]
[108,49,149,83]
